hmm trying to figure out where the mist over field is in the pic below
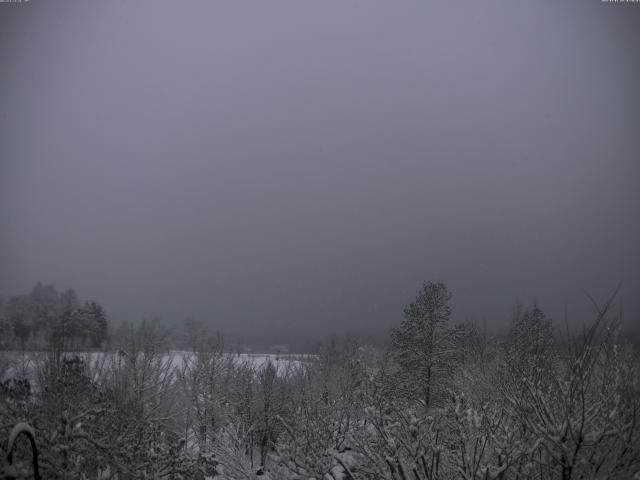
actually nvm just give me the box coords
[1,1,639,479]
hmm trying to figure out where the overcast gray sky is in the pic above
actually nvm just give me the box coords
[1,0,639,337]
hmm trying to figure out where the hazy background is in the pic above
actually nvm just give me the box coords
[1,1,639,341]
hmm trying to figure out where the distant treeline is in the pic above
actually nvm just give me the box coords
[2,281,639,354]
[0,283,108,351]
[0,283,382,354]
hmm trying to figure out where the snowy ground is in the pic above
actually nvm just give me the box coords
[0,350,312,382]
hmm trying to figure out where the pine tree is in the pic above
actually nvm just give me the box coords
[390,281,459,408]
[504,303,555,383]
[87,301,108,348]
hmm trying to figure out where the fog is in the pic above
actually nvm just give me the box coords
[1,0,639,339]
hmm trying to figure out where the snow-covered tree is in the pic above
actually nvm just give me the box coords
[390,281,460,408]
[499,291,640,479]
[504,303,555,384]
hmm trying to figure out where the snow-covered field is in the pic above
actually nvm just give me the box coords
[0,350,311,382]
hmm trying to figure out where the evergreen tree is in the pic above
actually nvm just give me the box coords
[390,281,459,408]
[504,303,555,384]
[86,301,108,348]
